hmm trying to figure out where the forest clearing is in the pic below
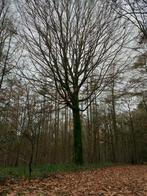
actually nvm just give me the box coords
[0,165,147,195]
[1,0,147,195]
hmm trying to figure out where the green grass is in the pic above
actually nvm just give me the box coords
[0,162,118,178]
[0,166,29,178]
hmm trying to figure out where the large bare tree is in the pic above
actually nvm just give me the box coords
[18,0,131,164]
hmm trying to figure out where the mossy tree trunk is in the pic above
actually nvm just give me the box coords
[72,101,83,165]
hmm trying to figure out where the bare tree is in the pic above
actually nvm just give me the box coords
[18,0,131,164]
[112,0,147,42]
[0,0,17,90]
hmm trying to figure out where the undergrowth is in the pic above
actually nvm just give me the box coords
[0,162,124,178]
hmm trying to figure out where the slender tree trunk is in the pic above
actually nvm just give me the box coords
[29,142,34,177]
[53,92,59,163]
[111,80,118,162]
[63,107,68,162]
[110,126,116,162]
[72,102,83,165]
[87,105,92,162]
[128,105,137,164]
[0,36,12,90]
[34,124,41,165]
[15,138,22,167]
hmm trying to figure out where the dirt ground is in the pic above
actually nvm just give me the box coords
[0,165,147,196]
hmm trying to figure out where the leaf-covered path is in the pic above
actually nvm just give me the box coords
[1,165,147,195]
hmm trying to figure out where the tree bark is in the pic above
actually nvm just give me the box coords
[72,102,83,165]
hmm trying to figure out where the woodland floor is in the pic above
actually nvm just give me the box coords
[0,165,147,196]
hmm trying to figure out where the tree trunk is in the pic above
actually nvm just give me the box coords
[111,78,118,162]
[29,142,34,177]
[127,103,137,164]
[72,103,83,165]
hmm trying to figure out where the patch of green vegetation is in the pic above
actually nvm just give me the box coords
[0,166,29,178]
[32,162,119,177]
[0,162,119,178]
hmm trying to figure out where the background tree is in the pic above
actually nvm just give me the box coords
[0,0,17,90]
